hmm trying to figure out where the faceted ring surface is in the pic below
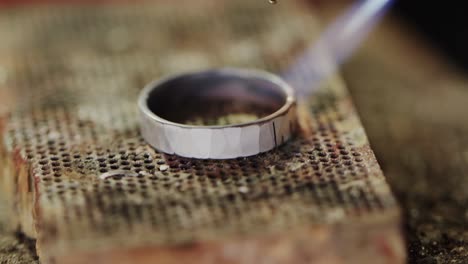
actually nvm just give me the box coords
[138,68,296,159]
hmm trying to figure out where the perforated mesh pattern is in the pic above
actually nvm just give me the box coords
[0,0,399,257]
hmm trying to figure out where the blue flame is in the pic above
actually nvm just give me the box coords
[283,0,394,98]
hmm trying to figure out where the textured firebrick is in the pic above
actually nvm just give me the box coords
[0,1,404,263]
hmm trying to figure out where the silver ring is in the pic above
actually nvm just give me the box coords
[138,68,296,159]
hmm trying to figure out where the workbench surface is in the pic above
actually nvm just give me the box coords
[341,16,468,264]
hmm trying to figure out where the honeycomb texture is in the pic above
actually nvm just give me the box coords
[0,0,403,263]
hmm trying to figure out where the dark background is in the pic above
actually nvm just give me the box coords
[395,1,468,70]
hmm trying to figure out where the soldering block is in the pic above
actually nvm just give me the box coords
[0,0,405,263]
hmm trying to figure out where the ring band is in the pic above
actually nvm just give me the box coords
[138,68,296,159]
